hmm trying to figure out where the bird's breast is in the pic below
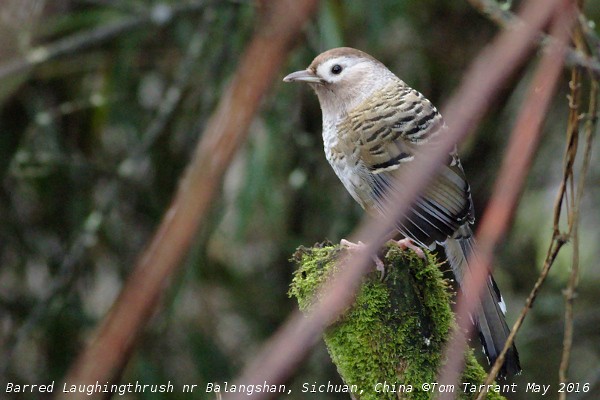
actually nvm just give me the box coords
[322,122,375,211]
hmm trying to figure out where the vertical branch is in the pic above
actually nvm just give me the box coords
[558,17,599,396]
[58,0,319,396]
[558,20,583,397]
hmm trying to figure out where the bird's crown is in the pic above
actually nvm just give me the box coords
[311,48,388,85]
[284,47,400,121]
[309,47,380,76]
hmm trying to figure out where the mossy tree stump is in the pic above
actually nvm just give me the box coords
[289,243,505,400]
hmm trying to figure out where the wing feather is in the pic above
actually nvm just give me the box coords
[340,81,474,246]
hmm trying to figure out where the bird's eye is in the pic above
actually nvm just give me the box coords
[331,64,343,75]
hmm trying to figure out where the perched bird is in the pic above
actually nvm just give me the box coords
[284,47,521,377]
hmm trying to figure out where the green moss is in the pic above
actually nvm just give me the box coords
[289,243,506,400]
[460,350,506,400]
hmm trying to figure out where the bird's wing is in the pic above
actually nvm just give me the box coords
[344,82,474,246]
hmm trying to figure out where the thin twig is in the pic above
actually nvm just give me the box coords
[558,27,599,397]
[558,18,583,398]
[58,0,319,396]
[467,0,600,77]
[467,4,577,397]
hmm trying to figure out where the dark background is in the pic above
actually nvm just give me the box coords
[0,1,599,399]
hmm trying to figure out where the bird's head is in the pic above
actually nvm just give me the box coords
[283,47,397,121]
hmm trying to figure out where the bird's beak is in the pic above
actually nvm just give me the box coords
[283,69,322,84]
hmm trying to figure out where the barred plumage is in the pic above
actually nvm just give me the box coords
[284,47,521,377]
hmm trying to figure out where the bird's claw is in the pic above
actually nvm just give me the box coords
[340,238,364,249]
[392,238,425,258]
[340,239,386,280]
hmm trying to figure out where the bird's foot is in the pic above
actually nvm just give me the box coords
[340,239,385,279]
[391,238,425,259]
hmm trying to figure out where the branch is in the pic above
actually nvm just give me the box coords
[558,19,599,397]
[57,0,319,395]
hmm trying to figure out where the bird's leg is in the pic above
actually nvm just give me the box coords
[340,239,385,279]
[391,238,425,259]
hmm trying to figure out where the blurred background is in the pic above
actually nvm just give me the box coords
[0,0,599,399]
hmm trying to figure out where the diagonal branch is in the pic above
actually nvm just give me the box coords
[57,0,319,396]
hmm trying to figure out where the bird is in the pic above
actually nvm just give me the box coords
[283,47,521,378]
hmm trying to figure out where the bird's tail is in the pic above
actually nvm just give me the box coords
[443,226,521,378]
